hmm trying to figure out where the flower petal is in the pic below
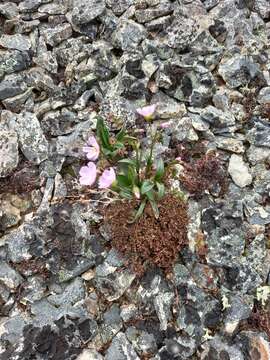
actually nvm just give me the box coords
[98,168,116,189]
[86,148,99,161]
[79,162,97,186]
[136,104,156,118]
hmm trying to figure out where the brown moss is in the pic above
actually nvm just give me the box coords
[180,152,227,198]
[104,194,188,276]
[260,103,270,120]
[245,304,270,339]
[0,160,39,195]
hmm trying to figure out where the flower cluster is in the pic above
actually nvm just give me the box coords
[79,104,168,220]
[79,136,116,189]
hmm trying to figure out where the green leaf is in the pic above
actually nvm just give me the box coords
[145,189,155,201]
[154,158,165,181]
[97,117,112,150]
[150,200,159,219]
[118,158,137,167]
[115,128,126,142]
[156,182,165,199]
[141,180,154,195]
[127,165,137,186]
[133,200,147,222]
[116,174,132,187]
[119,189,133,199]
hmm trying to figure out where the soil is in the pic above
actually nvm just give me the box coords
[103,194,188,276]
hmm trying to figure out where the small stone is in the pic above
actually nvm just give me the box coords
[41,23,73,47]
[0,34,31,52]
[228,155,252,188]
[0,197,21,231]
[112,20,146,51]
[15,112,49,164]
[257,86,270,104]
[135,3,173,24]
[247,118,270,148]
[151,92,186,119]
[0,130,19,177]
[219,55,265,89]
[71,0,106,25]
[0,261,23,290]
[0,73,27,101]
[0,2,19,19]
[76,349,103,360]
[237,331,270,360]
[106,0,134,15]
[105,332,140,360]
[215,137,245,153]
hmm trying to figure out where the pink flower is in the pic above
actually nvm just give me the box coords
[159,121,171,129]
[98,168,116,189]
[79,162,97,186]
[83,136,100,161]
[136,104,156,120]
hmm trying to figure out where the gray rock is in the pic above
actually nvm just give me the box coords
[200,105,235,130]
[47,277,85,307]
[0,315,26,345]
[112,20,146,51]
[135,3,173,23]
[19,0,46,12]
[151,92,186,119]
[0,130,19,177]
[0,73,27,100]
[223,294,252,335]
[0,34,31,51]
[219,55,265,89]
[0,261,23,290]
[41,23,73,47]
[254,0,270,19]
[0,50,32,77]
[95,270,135,302]
[15,112,49,164]
[126,327,157,355]
[257,86,270,105]
[21,275,46,303]
[228,154,252,188]
[71,0,106,25]
[247,118,270,148]
[165,336,197,359]
[76,349,104,360]
[0,2,18,19]
[154,292,174,331]
[215,136,245,153]
[106,0,134,15]
[105,332,140,360]
[201,336,244,360]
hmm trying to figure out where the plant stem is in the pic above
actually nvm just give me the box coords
[146,125,158,177]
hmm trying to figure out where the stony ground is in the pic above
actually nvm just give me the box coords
[1,0,270,359]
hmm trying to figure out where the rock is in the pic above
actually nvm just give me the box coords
[223,295,252,335]
[247,118,270,148]
[154,291,174,331]
[95,269,135,302]
[15,112,49,164]
[219,55,265,89]
[76,349,104,360]
[257,86,270,104]
[254,0,270,19]
[151,92,186,119]
[164,336,197,358]
[0,2,19,19]
[106,0,133,15]
[0,34,31,51]
[215,136,245,153]
[135,3,173,24]
[201,336,244,359]
[112,20,146,51]
[0,73,28,100]
[247,145,270,164]
[237,331,270,360]
[200,106,235,131]
[0,197,21,231]
[47,277,85,307]
[41,23,73,47]
[0,50,32,77]
[105,332,140,360]
[71,0,106,25]
[228,154,253,188]
[0,130,19,177]
[0,261,23,290]
[126,327,157,355]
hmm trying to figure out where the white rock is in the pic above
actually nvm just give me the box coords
[228,155,252,188]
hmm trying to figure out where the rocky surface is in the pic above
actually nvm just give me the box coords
[0,0,270,359]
